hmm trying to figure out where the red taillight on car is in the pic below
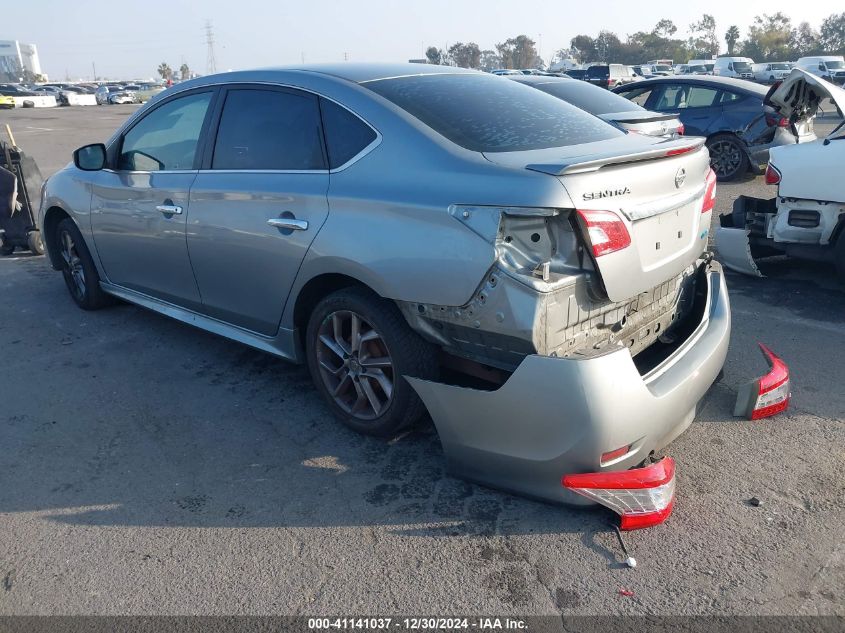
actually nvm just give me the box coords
[576,209,631,257]
[764,163,781,185]
[563,457,676,531]
[677,123,685,135]
[606,79,613,86]
[765,113,789,128]
[734,344,791,420]
[701,168,717,214]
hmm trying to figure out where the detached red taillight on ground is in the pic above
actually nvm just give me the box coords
[734,343,791,420]
[562,457,676,530]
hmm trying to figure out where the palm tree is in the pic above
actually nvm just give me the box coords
[157,62,172,80]
[179,63,190,80]
[725,26,741,55]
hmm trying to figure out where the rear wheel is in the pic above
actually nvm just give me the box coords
[56,218,111,310]
[707,134,749,181]
[305,286,437,437]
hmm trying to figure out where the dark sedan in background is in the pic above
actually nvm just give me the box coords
[511,75,684,138]
[613,75,817,180]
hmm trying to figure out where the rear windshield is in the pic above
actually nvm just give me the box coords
[364,74,622,152]
[585,66,609,77]
[532,80,643,115]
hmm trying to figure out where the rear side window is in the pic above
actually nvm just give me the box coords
[365,74,621,152]
[212,88,325,170]
[618,86,654,107]
[319,98,377,169]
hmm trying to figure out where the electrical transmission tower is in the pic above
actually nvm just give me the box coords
[205,20,217,75]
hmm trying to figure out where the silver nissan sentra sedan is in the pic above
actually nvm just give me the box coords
[38,63,730,520]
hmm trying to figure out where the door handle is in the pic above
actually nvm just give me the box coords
[156,204,183,215]
[267,217,308,231]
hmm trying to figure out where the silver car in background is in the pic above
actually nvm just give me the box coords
[511,75,685,138]
[39,64,729,515]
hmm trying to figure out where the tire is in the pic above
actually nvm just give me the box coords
[305,286,438,437]
[707,134,749,181]
[55,218,111,310]
[769,75,775,83]
[27,230,45,255]
[835,234,845,283]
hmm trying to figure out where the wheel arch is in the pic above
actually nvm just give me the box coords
[291,272,372,347]
[42,205,73,270]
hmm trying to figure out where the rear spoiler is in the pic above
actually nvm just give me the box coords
[526,137,706,176]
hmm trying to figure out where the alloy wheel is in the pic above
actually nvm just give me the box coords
[709,139,742,178]
[316,310,395,421]
[59,229,86,300]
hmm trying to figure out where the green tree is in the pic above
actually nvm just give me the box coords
[689,14,719,58]
[595,30,624,62]
[448,42,482,69]
[495,35,541,69]
[179,63,190,80]
[653,19,678,38]
[792,22,821,56]
[570,35,598,64]
[741,13,795,61]
[479,49,501,72]
[725,25,741,55]
[820,12,845,52]
[425,46,444,65]
[157,62,173,80]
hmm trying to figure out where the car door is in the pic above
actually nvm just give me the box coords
[186,86,331,335]
[89,89,215,308]
[648,83,721,136]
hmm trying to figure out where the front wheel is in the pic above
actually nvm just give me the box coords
[707,134,749,181]
[305,287,438,437]
[55,218,111,310]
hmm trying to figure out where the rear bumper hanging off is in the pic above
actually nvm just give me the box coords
[406,261,730,506]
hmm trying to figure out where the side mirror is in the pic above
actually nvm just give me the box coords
[73,143,107,171]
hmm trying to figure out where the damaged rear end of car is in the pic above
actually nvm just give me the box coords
[397,136,729,509]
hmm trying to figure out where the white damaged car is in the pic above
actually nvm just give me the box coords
[717,69,845,279]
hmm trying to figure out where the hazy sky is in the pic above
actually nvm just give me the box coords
[7,0,844,80]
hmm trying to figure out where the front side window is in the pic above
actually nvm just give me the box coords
[212,89,325,170]
[364,74,621,152]
[118,91,212,171]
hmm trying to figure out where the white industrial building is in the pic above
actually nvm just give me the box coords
[0,40,43,80]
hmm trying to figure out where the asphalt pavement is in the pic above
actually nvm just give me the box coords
[0,105,843,616]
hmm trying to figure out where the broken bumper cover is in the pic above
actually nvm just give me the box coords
[407,262,730,506]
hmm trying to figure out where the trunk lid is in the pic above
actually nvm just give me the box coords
[484,136,712,302]
[599,111,683,138]
[765,68,845,139]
